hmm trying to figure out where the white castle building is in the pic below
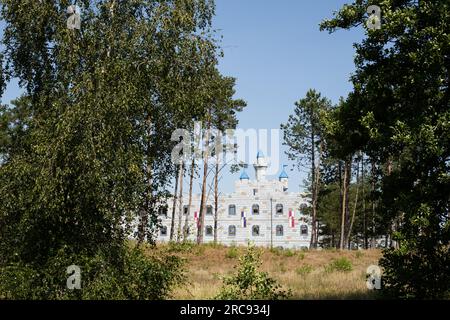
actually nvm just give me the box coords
[157,152,312,249]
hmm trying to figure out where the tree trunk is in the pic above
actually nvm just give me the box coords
[371,160,377,249]
[362,154,368,249]
[183,157,195,241]
[309,107,318,249]
[197,116,211,245]
[339,159,349,250]
[347,154,361,249]
[213,151,220,244]
[170,165,179,241]
[344,157,351,248]
[176,162,184,242]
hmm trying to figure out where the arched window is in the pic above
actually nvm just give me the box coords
[276,225,284,236]
[276,204,284,215]
[300,225,308,236]
[228,225,236,236]
[160,226,168,236]
[252,225,260,236]
[158,206,168,217]
[205,225,213,236]
[183,205,189,215]
[229,204,236,215]
[252,204,260,215]
[206,205,213,215]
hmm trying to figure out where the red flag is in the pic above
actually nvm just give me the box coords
[288,210,295,228]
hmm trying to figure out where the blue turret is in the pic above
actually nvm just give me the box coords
[240,168,250,180]
[279,165,289,181]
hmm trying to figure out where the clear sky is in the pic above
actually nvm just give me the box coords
[213,0,364,194]
[0,1,365,195]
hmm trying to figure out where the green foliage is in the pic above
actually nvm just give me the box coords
[283,249,295,258]
[216,245,292,300]
[325,257,353,273]
[225,246,239,259]
[0,0,235,299]
[321,0,450,297]
[167,241,196,253]
[296,265,313,277]
[297,252,305,260]
[0,246,184,300]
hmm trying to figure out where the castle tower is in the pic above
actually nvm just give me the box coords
[279,165,289,191]
[253,151,268,181]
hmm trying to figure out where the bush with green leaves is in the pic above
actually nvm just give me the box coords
[0,245,184,300]
[325,257,353,273]
[225,246,239,259]
[296,264,313,277]
[216,245,291,300]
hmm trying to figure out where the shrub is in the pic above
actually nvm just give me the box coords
[167,241,195,253]
[298,252,305,260]
[0,245,184,300]
[225,246,239,259]
[296,264,313,276]
[380,246,450,299]
[325,257,353,273]
[283,249,295,257]
[216,245,292,300]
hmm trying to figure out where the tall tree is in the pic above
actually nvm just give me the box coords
[321,0,450,298]
[281,89,331,249]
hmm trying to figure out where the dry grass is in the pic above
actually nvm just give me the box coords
[147,244,382,300]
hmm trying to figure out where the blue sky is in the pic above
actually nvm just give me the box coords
[0,1,365,195]
[213,0,364,194]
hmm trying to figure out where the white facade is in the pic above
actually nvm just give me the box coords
[157,153,311,249]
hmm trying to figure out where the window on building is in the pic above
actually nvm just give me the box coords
[183,225,190,236]
[160,226,168,236]
[276,204,283,215]
[301,225,308,236]
[253,189,258,196]
[252,225,260,236]
[276,225,284,236]
[158,206,168,217]
[206,205,213,215]
[205,225,213,236]
[183,205,189,215]
[252,204,260,215]
[228,225,236,236]
[229,204,236,215]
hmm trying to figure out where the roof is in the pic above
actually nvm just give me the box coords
[279,166,289,179]
[256,150,265,158]
[240,169,250,180]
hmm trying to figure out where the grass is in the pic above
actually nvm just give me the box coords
[147,244,382,300]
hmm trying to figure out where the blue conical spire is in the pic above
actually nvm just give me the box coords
[256,150,265,158]
[240,167,250,180]
[279,165,289,180]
